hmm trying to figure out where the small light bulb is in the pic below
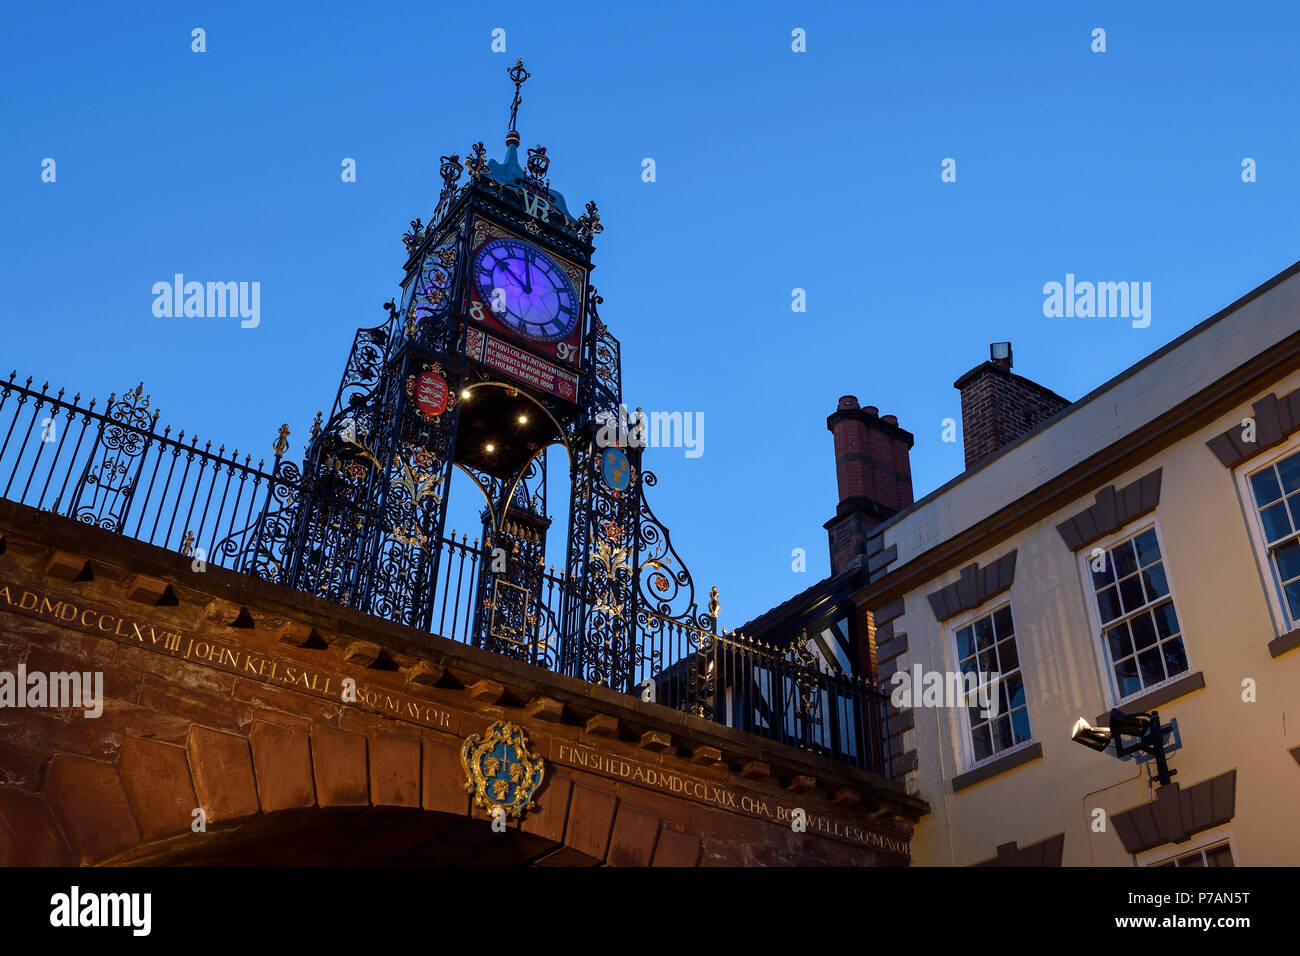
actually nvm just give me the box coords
[485,443,495,453]
[461,389,470,399]
[518,415,528,424]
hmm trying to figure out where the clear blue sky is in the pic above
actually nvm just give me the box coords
[4,1,1299,630]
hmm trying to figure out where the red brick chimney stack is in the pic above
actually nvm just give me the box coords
[955,342,1070,471]
[824,396,914,575]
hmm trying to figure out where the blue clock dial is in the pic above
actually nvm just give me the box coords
[472,239,579,343]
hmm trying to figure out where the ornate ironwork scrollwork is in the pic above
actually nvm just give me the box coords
[634,469,709,632]
[71,383,158,532]
[791,629,825,728]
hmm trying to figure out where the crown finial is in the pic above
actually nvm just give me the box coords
[506,58,531,147]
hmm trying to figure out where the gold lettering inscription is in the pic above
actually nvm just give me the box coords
[553,741,908,859]
[4,579,455,731]
[353,682,452,728]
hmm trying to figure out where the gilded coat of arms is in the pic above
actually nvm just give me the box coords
[460,721,545,818]
[405,363,454,421]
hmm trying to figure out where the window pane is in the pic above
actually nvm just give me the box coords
[1261,502,1292,542]
[1153,601,1181,639]
[992,716,1014,752]
[1010,706,1031,744]
[1115,656,1141,698]
[1134,529,1161,567]
[1138,647,1166,686]
[1142,563,1169,602]
[1251,467,1283,506]
[1274,539,1300,582]
[1106,623,1132,660]
[974,615,995,651]
[1161,638,1189,677]
[971,724,992,762]
[1119,575,1146,614]
[1288,495,1300,532]
[1130,612,1158,650]
[1003,673,1026,711]
[1279,453,1300,494]
[978,645,998,674]
[956,626,975,660]
[992,605,1014,640]
[997,637,1019,672]
[1205,844,1234,867]
[1285,580,1300,620]
[1097,585,1122,623]
[1178,853,1204,868]
[1090,552,1114,590]
[1114,540,1139,578]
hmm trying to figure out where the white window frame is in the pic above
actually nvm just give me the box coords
[1075,517,1193,709]
[943,597,1035,773]
[1233,434,1300,636]
[1136,823,1238,867]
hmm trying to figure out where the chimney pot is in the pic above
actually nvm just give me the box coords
[990,342,1013,370]
[825,398,914,576]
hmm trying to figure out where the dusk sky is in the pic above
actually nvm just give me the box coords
[5,1,1300,628]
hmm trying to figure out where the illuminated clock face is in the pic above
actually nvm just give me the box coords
[472,238,579,343]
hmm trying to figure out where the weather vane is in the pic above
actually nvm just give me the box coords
[506,58,531,145]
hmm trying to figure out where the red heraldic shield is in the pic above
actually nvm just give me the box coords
[412,369,448,419]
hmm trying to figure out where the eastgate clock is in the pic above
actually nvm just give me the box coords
[472,238,579,343]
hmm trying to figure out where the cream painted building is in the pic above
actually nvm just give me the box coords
[854,262,1300,866]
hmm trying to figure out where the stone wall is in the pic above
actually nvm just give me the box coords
[0,500,923,866]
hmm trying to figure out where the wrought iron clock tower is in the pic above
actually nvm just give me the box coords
[253,60,712,699]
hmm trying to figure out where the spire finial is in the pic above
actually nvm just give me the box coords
[506,58,531,147]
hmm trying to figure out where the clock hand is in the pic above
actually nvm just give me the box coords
[500,260,526,291]
[523,256,533,294]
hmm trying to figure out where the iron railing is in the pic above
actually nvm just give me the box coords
[0,372,891,773]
